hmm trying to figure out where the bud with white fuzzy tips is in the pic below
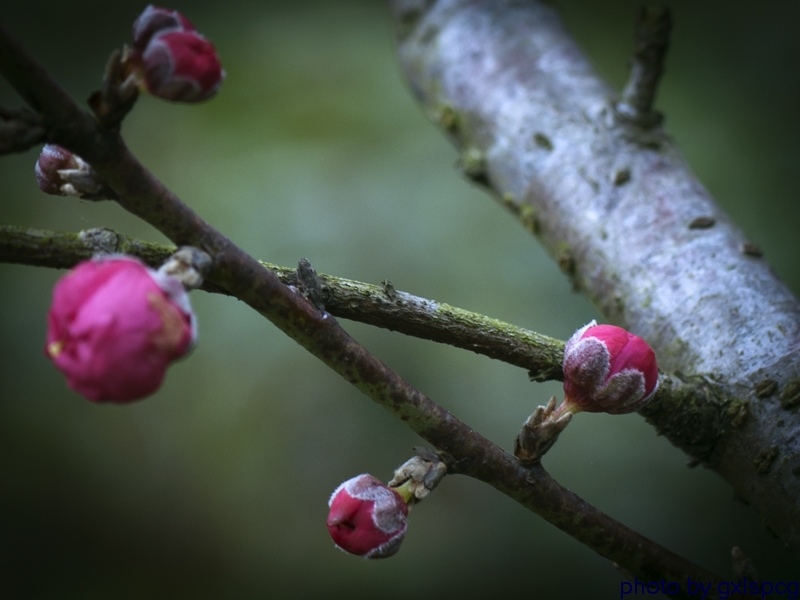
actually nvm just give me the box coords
[139,31,223,103]
[35,144,115,200]
[132,5,196,53]
[130,6,224,104]
[327,474,408,559]
[560,320,659,415]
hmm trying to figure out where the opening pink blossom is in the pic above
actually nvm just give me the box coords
[45,256,196,403]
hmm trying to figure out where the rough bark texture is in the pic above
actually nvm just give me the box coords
[391,0,800,556]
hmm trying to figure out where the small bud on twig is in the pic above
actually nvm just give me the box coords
[327,474,408,559]
[157,246,213,290]
[88,46,140,128]
[514,396,572,465]
[516,322,659,462]
[129,6,224,104]
[388,449,447,503]
[559,321,659,416]
[34,144,117,200]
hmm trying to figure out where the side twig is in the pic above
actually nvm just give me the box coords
[616,6,672,128]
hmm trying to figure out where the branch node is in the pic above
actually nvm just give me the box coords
[388,448,448,504]
[514,396,572,466]
[88,46,140,130]
[381,279,397,301]
[78,227,121,255]
[158,246,213,290]
[295,257,326,311]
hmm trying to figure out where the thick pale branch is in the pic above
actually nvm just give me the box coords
[391,0,800,556]
[0,24,729,588]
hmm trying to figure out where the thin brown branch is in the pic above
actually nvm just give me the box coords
[0,224,564,379]
[0,222,701,440]
[0,22,732,591]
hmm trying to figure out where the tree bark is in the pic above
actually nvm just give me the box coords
[390,0,800,556]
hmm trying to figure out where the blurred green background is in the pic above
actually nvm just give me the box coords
[1,1,798,597]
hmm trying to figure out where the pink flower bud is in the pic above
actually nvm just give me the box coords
[562,321,658,414]
[45,256,196,403]
[138,30,223,103]
[35,144,114,200]
[132,5,196,53]
[327,474,408,559]
[35,144,74,195]
[129,6,223,103]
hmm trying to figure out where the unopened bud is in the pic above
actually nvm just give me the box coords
[561,321,658,414]
[132,5,196,53]
[130,6,224,104]
[34,144,115,200]
[327,474,408,559]
[138,30,224,103]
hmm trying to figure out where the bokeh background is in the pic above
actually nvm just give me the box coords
[1,1,798,597]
